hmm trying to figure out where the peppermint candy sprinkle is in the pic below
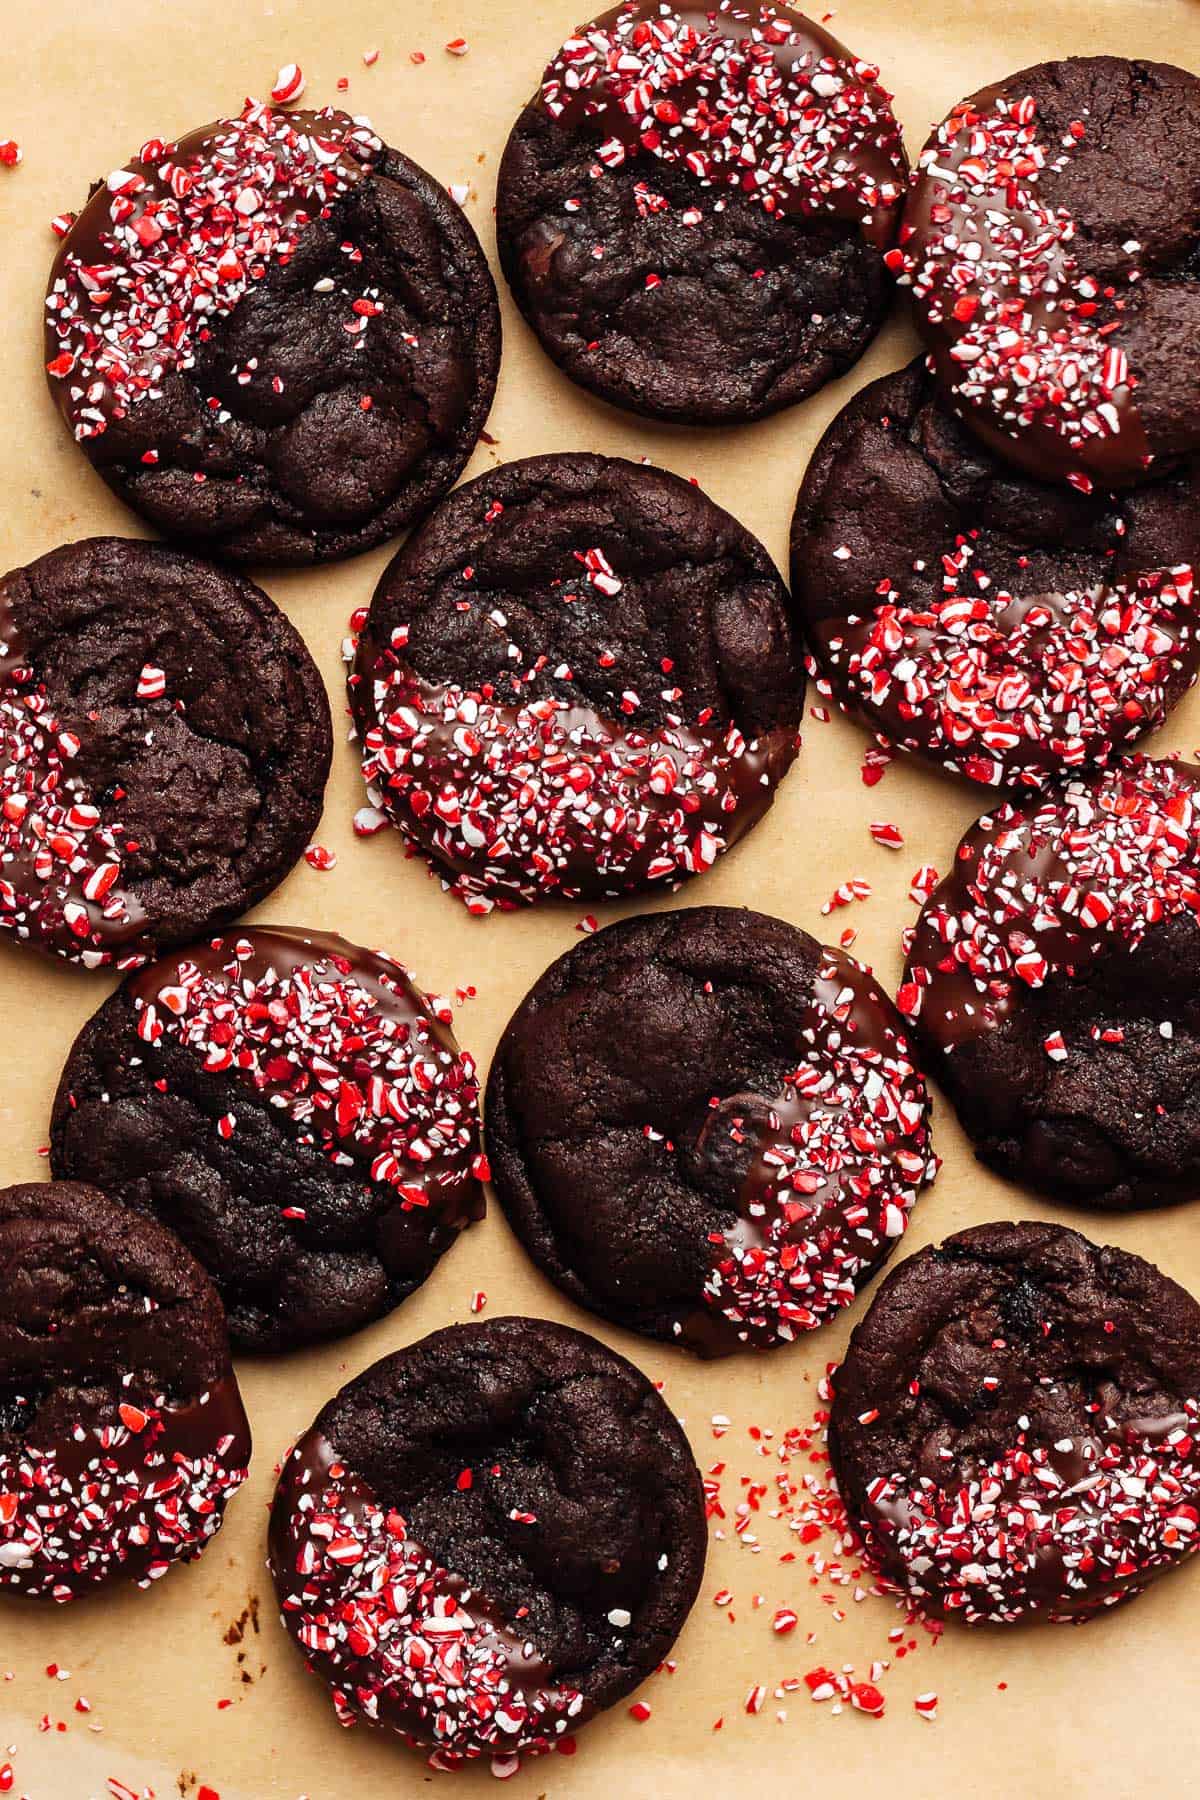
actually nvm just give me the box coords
[0,1391,248,1602]
[543,0,906,244]
[862,1403,1200,1623]
[694,952,936,1348]
[46,101,380,439]
[274,1444,586,1768]
[131,933,484,1213]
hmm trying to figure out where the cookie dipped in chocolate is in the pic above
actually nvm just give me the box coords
[902,756,1200,1208]
[0,1182,250,1601]
[497,0,908,423]
[268,1318,706,1770]
[897,57,1200,488]
[349,453,802,913]
[51,927,487,1350]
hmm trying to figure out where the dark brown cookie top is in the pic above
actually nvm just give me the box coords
[51,926,487,1351]
[829,1221,1200,1623]
[901,756,1200,1209]
[268,1316,706,1769]
[45,103,500,564]
[0,537,330,969]
[485,907,936,1353]
[349,452,802,912]
[895,57,1200,488]
[0,1181,251,1600]
[496,0,908,424]
[791,359,1200,789]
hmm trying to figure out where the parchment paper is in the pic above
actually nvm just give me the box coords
[1,2,1198,1794]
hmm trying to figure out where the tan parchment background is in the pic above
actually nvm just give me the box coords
[2,2,1200,1795]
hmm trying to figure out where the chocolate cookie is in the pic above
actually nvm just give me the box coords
[829,1221,1200,1624]
[901,756,1200,1210]
[496,0,908,424]
[45,102,500,564]
[51,927,487,1351]
[485,907,936,1353]
[0,538,330,970]
[895,57,1200,488]
[349,453,802,912]
[0,1181,251,1601]
[791,359,1200,789]
[268,1316,706,1769]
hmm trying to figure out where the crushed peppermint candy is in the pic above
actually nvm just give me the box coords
[126,929,485,1217]
[271,1438,588,1767]
[0,1386,249,1600]
[893,88,1150,483]
[45,101,381,440]
[351,609,792,914]
[540,0,907,244]
[688,949,936,1350]
[859,1402,1200,1623]
[808,544,1196,790]
[902,757,1200,1047]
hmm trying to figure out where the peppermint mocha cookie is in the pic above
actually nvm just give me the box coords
[268,1317,706,1769]
[791,359,1200,789]
[0,537,330,970]
[349,453,802,913]
[830,1221,1200,1623]
[51,927,487,1351]
[485,907,936,1352]
[896,57,1200,488]
[902,757,1200,1209]
[45,102,500,563]
[0,1181,251,1601]
[496,0,908,423]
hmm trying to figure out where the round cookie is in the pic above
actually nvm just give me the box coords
[0,537,331,970]
[45,102,500,564]
[496,0,908,424]
[791,359,1200,790]
[0,1181,251,1601]
[901,756,1200,1210]
[268,1316,706,1769]
[349,453,802,912]
[829,1220,1200,1624]
[485,907,936,1353]
[51,926,487,1351]
[895,57,1200,488]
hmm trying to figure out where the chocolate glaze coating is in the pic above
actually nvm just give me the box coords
[496,0,908,424]
[903,757,1200,1209]
[268,1317,706,1763]
[0,537,330,970]
[45,105,500,564]
[0,1181,250,1600]
[350,452,802,910]
[830,1221,1200,1623]
[51,927,485,1351]
[485,907,936,1353]
[898,57,1200,487]
[791,359,1200,789]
